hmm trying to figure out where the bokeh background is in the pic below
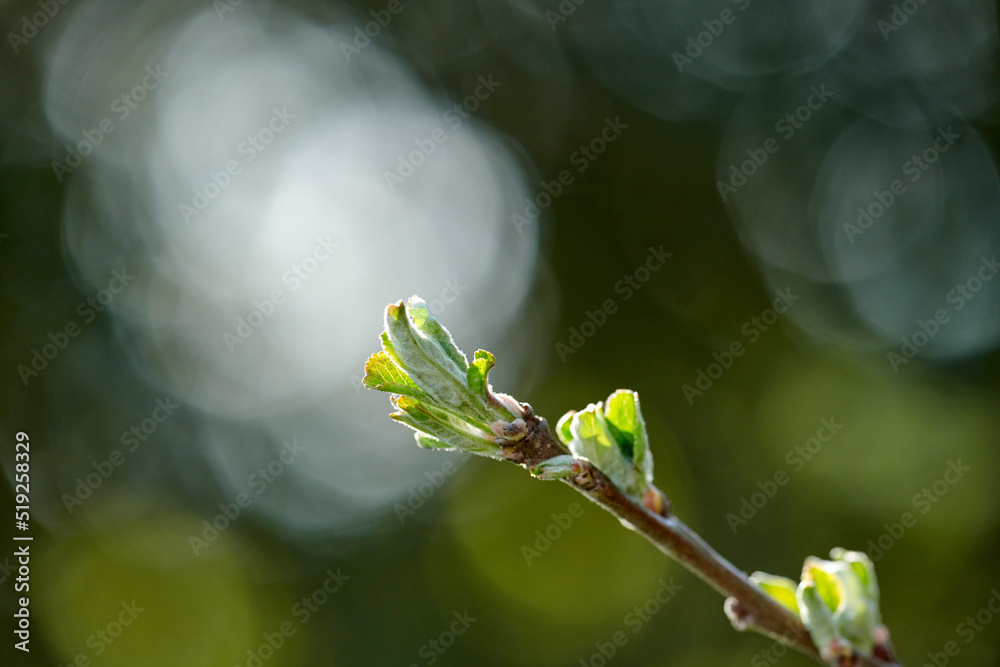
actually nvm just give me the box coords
[2,0,1000,665]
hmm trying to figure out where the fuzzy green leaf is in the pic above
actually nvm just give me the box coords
[831,548,879,603]
[363,351,428,399]
[415,434,453,450]
[384,299,482,414]
[798,584,840,657]
[569,406,644,497]
[407,297,469,373]
[467,350,495,399]
[806,559,844,613]
[571,408,620,472]
[750,572,800,615]
[390,396,500,457]
[555,411,575,446]
[604,390,652,482]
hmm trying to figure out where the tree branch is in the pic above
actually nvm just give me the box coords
[503,408,901,667]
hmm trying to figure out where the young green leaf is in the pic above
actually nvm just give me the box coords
[467,350,495,399]
[806,559,844,613]
[604,390,652,483]
[383,299,484,415]
[407,297,470,373]
[555,410,575,446]
[796,551,884,661]
[363,351,429,399]
[749,572,800,615]
[390,396,501,457]
[415,434,453,450]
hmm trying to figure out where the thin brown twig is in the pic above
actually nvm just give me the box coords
[502,408,902,667]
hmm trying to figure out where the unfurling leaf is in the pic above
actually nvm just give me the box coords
[555,389,654,501]
[778,549,886,663]
[363,351,428,399]
[750,572,800,615]
[363,296,525,458]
